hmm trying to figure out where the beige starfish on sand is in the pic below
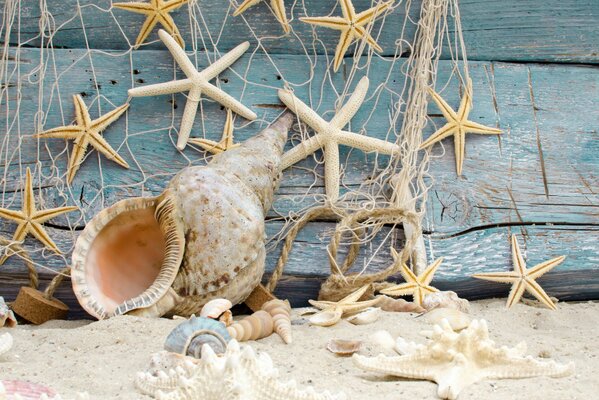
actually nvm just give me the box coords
[35,95,130,184]
[0,168,77,264]
[233,0,290,33]
[113,0,189,48]
[129,30,256,151]
[421,78,502,176]
[301,0,393,72]
[472,235,565,310]
[308,284,381,327]
[380,249,442,306]
[188,109,240,154]
[279,76,399,202]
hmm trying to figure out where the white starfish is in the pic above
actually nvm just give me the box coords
[128,29,257,150]
[279,76,400,202]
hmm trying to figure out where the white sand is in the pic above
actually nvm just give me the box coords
[0,299,597,399]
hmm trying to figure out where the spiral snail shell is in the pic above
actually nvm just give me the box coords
[226,310,274,342]
[164,316,232,358]
[71,114,293,319]
[261,299,292,344]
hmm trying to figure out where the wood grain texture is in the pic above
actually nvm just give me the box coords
[3,0,598,62]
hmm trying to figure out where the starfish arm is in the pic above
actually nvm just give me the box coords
[324,141,341,202]
[472,271,520,284]
[330,76,369,129]
[412,287,427,306]
[427,88,458,122]
[353,26,383,52]
[277,89,328,132]
[355,1,393,25]
[511,235,527,275]
[527,255,565,280]
[233,0,262,16]
[418,123,456,149]
[484,358,573,380]
[398,262,419,283]
[91,103,129,132]
[134,13,160,47]
[340,284,371,303]
[201,41,250,81]
[333,29,354,72]
[339,0,356,20]
[336,131,400,155]
[11,221,29,243]
[128,78,193,97]
[175,86,201,150]
[307,299,337,310]
[269,0,290,33]
[28,221,62,253]
[160,15,185,48]
[188,138,226,154]
[201,82,257,121]
[341,298,381,314]
[162,0,189,13]
[299,16,348,31]
[454,129,465,176]
[222,108,234,148]
[506,278,527,308]
[157,29,196,77]
[457,80,473,121]
[380,282,419,297]
[0,208,26,224]
[66,136,90,184]
[87,133,130,169]
[73,95,92,127]
[462,120,502,135]
[353,353,436,381]
[34,126,83,140]
[525,279,557,310]
[420,257,443,286]
[112,2,154,14]
[23,168,36,216]
[33,206,78,224]
[280,135,325,170]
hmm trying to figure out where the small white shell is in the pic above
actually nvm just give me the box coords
[200,298,233,319]
[218,310,233,327]
[346,307,381,325]
[326,339,362,356]
[422,291,470,313]
[422,307,471,331]
[0,297,17,328]
[309,309,342,327]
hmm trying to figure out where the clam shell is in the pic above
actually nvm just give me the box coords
[422,291,470,313]
[200,298,233,319]
[309,308,343,327]
[164,316,231,358]
[346,307,381,325]
[422,307,471,331]
[326,339,362,356]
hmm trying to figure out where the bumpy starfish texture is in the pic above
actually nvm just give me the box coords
[380,249,442,306]
[279,76,399,202]
[0,332,12,356]
[472,235,565,310]
[233,0,290,33]
[421,78,502,176]
[300,0,393,72]
[0,168,77,263]
[188,109,240,154]
[113,0,189,48]
[353,319,574,399]
[129,29,256,150]
[308,284,381,327]
[136,342,345,399]
[34,95,130,184]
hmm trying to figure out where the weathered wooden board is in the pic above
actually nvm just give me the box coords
[4,0,598,62]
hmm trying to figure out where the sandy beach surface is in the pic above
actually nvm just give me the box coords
[0,299,597,399]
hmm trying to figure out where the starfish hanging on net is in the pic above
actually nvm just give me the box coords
[129,29,257,150]
[34,95,130,184]
[0,168,77,264]
[278,76,400,203]
[233,0,290,33]
[113,0,189,48]
[300,0,394,72]
[188,108,240,154]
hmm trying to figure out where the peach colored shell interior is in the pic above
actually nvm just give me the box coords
[85,207,166,314]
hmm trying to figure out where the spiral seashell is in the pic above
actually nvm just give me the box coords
[164,316,232,358]
[71,114,293,319]
[200,298,233,319]
[261,299,292,344]
[226,310,274,342]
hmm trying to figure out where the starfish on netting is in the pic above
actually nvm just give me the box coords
[188,109,240,154]
[233,0,290,34]
[472,235,565,310]
[113,0,189,48]
[0,168,77,264]
[300,0,393,72]
[380,249,442,306]
[129,29,257,150]
[420,78,502,176]
[34,95,130,184]
[308,284,381,327]
[278,76,399,202]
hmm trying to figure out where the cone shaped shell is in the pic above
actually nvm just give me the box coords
[262,299,292,344]
[227,310,274,341]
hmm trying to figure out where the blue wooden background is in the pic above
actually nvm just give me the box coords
[0,0,598,317]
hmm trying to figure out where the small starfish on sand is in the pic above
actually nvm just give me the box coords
[233,0,290,33]
[113,0,189,48]
[308,284,381,326]
[34,95,130,184]
[279,76,399,202]
[380,249,442,306]
[129,29,256,150]
[188,109,240,154]
[300,0,393,72]
[0,168,77,264]
[472,235,565,310]
[420,78,502,176]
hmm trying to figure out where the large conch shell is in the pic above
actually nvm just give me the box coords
[71,114,293,319]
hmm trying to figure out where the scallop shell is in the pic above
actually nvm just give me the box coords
[422,291,470,313]
[261,299,292,344]
[422,307,471,331]
[346,307,380,325]
[326,339,362,356]
[226,310,274,341]
[71,114,293,319]
[200,298,233,319]
[164,316,232,358]
[0,297,17,328]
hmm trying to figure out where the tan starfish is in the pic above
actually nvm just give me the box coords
[300,0,393,72]
[188,109,240,154]
[279,76,400,202]
[0,168,78,264]
[420,78,502,176]
[308,284,381,327]
[129,29,256,150]
[113,0,189,48]
[380,248,442,306]
[233,0,290,34]
[34,95,130,184]
[472,235,565,310]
